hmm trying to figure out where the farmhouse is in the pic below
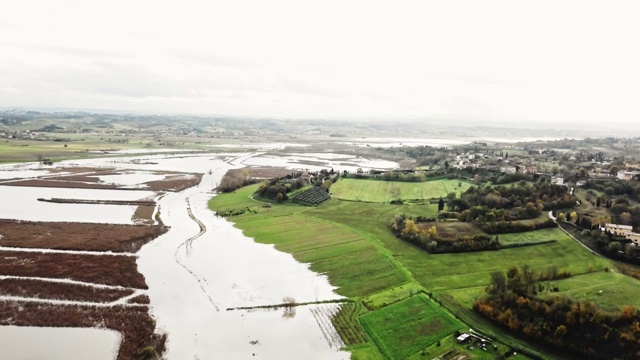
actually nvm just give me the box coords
[500,166,517,174]
[603,223,640,245]
[551,176,564,185]
[617,170,640,181]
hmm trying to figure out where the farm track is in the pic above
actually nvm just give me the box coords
[173,197,220,311]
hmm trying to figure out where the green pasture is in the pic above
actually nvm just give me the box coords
[208,181,637,359]
[362,283,423,311]
[308,201,606,291]
[208,187,409,297]
[0,137,145,163]
[544,271,640,311]
[498,227,561,245]
[401,228,608,291]
[361,294,464,360]
[330,178,471,202]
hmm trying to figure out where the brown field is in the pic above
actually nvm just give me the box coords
[245,166,294,179]
[145,173,203,192]
[0,220,167,253]
[132,206,156,225]
[0,251,146,288]
[0,302,165,360]
[0,167,202,192]
[0,278,134,303]
[128,294,151,305]
[418,221,486,239]
[0,179,119,189]
[48,166,114,174]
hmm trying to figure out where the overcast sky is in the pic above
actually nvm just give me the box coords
[1,0,639,125]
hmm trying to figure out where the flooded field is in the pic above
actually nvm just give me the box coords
[0,326,120,360]
[0,186,151,223]
[0,149,361,359]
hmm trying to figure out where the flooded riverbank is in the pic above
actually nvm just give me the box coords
[0,151,350,358]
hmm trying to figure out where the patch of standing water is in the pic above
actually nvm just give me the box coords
[0,149,377,358]
[0,326,120,360]
[241,153,399,172]
[137,160,348,359]
[97,172,166,186]
[0,186,152,224]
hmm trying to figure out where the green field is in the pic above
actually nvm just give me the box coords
[209,181,634,359]
[331,302,369,346]
[0,137,198,163]
[209,185,409,296]
[363,283,423,311]
[307,201,608,291]
[361,294,464,359]
[545,271,640,311]
[498,227,562,245]
[330,178,471,202]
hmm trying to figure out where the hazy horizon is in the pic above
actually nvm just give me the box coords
[2,1,639,127]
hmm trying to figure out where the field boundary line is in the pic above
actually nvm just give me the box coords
[0,246,137,257]
[0,275,145,291]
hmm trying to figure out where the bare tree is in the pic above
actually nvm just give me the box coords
[390,186,401,201]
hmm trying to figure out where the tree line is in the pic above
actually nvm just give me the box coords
[475,265,640,360]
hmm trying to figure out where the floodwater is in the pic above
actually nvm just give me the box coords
[0,186,153,223]
[137,160,348,359]
[241,153,399,172]
[0,325,120,360]
[0,152,350,359]
[97,171,166,186]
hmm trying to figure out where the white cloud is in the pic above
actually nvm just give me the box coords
[1,0,639,125]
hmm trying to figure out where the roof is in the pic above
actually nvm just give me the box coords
[606,223,633,231]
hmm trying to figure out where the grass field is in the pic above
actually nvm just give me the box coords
[544,271,640,311]
[362,283,423,311]
[209,181,636,359]
[360,294,464,360]
[498,227,562,245]
[331,302,369,346]
[209,186,409,296]
[401,228,607,291]
[330,178,471,202]
[0,136,206,164]
[308,201,608,291]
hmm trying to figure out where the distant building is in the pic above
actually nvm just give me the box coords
[604,223,640,245]
[456,334,471,343]
[617,170,640,181]
[551,176,564,185]
[500,166,517,174]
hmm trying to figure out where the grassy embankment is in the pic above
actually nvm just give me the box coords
[209,179,638,359]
